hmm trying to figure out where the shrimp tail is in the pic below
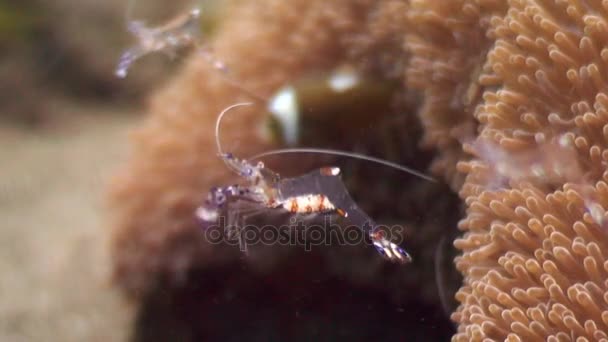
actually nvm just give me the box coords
[370,232,412,264]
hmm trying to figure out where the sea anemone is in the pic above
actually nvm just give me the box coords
[449,0,608,340]
[405,0,508,190]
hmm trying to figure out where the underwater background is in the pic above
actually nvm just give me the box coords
[11,0,607,341]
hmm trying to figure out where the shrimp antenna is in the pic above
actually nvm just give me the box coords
[249,148,437,183]
[219,77,269,103]
[434,234,453,319]
[215,102,255,156]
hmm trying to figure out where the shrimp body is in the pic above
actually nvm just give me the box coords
[197,160,411,263]
[276,194,338,215]
[275,166,411,263]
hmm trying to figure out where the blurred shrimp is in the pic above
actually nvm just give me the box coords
[115,3,226,78]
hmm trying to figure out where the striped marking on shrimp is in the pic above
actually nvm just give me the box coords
[280,194,338,215]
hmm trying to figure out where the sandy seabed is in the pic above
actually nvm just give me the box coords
[0,104,136,342]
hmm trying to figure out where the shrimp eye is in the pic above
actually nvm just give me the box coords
[242,168,253,177]
[215,193,225,203]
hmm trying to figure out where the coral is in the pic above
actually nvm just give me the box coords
[452,0,608,340]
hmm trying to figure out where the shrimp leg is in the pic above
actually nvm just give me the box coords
[115,46,147,78]
[224,197,273,254]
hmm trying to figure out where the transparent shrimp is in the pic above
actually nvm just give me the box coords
[197,102,436,262]
[467,134,606,226]
[115,3,227,78]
